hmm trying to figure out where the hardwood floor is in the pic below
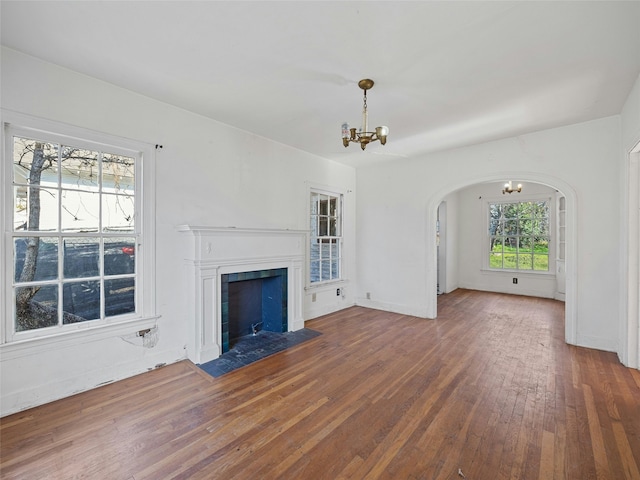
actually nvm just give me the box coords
[2,289,640,479]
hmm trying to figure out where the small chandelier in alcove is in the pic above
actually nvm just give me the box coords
[502,181,523,194]
[341,79,389,151]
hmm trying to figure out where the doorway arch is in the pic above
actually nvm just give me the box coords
[425,173,578,346]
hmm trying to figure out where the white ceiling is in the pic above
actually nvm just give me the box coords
[2,1,639,167]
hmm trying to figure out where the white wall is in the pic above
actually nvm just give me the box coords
[454,182,558,298]
[356,115,621,353]
[0,48,356,416]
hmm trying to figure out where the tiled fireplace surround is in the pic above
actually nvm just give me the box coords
[179,226,307,364]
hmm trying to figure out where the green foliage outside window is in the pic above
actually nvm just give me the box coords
[489,201,549,271]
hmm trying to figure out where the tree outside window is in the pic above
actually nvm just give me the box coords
[11,135,138,333]
[489,200,549,271]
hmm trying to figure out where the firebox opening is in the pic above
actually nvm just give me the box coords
[221,268,288,353]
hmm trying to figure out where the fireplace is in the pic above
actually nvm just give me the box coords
[222,267,287,352]
[179,226,306,363]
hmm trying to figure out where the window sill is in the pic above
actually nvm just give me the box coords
[481,268,554,277]
[306,279,349,293]
[0,315,160,361]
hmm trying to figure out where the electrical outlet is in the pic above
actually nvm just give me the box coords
[366,292,371,300]
[311,292,316,302]
[513,278,518,284]
[336,288,341,296]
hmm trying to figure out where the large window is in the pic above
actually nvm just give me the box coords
[310,190,342,284]
[3,119,154,341]
[488,200,550,271]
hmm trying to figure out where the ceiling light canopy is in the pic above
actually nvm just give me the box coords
[342,79,389,151]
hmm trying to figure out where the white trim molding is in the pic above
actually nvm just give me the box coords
[178,225,307,364]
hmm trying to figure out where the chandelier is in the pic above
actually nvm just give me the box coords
[342,79,389,151]
[502,181,522,194]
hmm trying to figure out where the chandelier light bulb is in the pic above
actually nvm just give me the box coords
[341,123,350,139]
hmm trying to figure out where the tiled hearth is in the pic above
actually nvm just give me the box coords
[179,226,307,364]
[199,328,322,377]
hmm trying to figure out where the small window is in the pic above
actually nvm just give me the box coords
[488,200,549,271]
[310,190,342,283]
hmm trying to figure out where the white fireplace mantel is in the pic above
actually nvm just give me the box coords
[178,225,308,364]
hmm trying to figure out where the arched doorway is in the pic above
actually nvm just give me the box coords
[426,174,578,346]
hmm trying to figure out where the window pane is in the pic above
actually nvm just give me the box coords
[310,260,320,283]
[319,195,328,215]
[61,189,99,232]
[13,185,28,229]
[534,237,549,254]
[63,238,100,279]
[503,204,518,218]
[105,277,135,317]
[503,253,517,269]
[103,154,135,195]
[519,219,532,235]
[14,237,58,282]
[321,260,331,281]
[331,258,339,279]
[15,285,59,331]
[310,215,318,236]
[319,217,328,236]
[505,237,517,251]
[104,238,135,276]
[489,252,503,268]
[518,255,533,270]
[533,219,549,236]
[60,146,99,189]
[321,241,331,261]
[490,237,503,253]
[13,137,59,186]
[518,202,533,217]
[310,241,320,261]
[14,186,59,232]
[329,197,337,217]
[489,215,501,235]
[519,237,532,253]
[504,220,518,235]
[332,239,340,258]
[329,216,338,236]
[103,194,135,232]
[63,280,101,322]
[534,254,549,271]
[533,201,549,217]
[310,193,319,215]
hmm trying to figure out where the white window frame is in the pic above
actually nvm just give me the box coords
[483,194,554,274]
[1,111,156,345]
[309,187,344,286]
